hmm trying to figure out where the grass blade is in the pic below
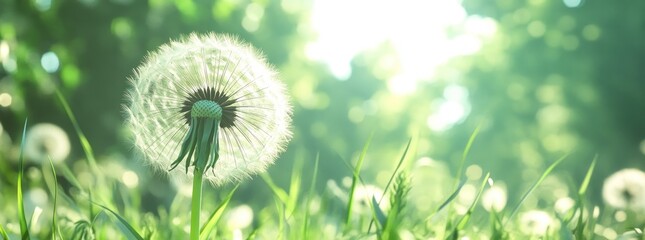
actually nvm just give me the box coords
[0,222,9,240]
[456,172,490,231]
[505,153,569,225]
[17,119,30,239]
[199,185,239,239]
[302,153,320,239]
[286,151,304,218]
[44,157,62,240]
[437,179,467,213]
[260,173,289,204]
[367,138,413,233]
[454,125,480,189]
[578,155,597,197]
[371,196,387,231]
[55,89,99,173]
[94,203,144,240]
[345,133,373,229]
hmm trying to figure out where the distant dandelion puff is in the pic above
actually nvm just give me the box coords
[125,33,292,186]
[520,210,554,236]
[602,168,645,211]
[24,123,71,164]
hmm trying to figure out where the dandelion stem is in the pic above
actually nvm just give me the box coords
[191,167,204,240]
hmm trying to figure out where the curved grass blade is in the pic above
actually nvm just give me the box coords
[455,172,490,231]
[55,89,99,173]
[302,153,320,239]
[368,138,413,233]
[0,223,8,240]
[200,185,239,239]
[505,153,569,226]
[371,196,387,232]
[454,125,480,189]
[94,203,144,240]
[578,155,597,197]
[345,133,373,230]
[44,157,62,240]
[17,119,30,239]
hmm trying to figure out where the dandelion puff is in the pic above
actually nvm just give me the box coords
[125,33,292,186]
[602,168,645,212]
[24,123,71,164]
[481,185,507,212]
[519,210,555,236]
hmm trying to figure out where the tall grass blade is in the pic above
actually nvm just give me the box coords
[454,126,480,188]
[199,185,239,239]
[578,155,597,197]
[17,119,30,240]
[94,203,144,240]
[44,157,62,240]
[55,89,99,173]
[302,153,320,239]
[0,222,9,240]
[371,196,387,232]
[368,138,412,233]
[260,173,289,204]
[345,133,373,229]
[286,151,304,217]
[505,153,569,225]
[436,179,466,213]
[455,172,490,231]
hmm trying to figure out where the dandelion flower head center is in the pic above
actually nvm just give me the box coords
[190,100,222,120]
[180,87,237,127]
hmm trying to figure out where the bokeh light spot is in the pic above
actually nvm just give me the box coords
[527,21,546,38]
[34,0,52,11]
[41,51,60,73]
[0,41,9,61]
[121,170,139,188]
[0,93,12,107]
[563,0,582,8]
[582,24,601,41]
[111,18,133,39]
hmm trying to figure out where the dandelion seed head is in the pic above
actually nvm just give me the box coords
[481,185,507,212]
[24,123,71,164]
[519,210,554,236]
[602,168,645,212]
[125,33,292,186]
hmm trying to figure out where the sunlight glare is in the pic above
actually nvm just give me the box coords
[307,0,497,93]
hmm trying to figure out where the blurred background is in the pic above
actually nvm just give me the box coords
[0,0,644,211]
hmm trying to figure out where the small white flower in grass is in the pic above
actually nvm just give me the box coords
[602,168,645,212]
[125,33,292,186]
[519,210,555,236]
[24,123,71,164]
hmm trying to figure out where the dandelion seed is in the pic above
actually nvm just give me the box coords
[125,33,292,186]
[24,123,71,164]
[602,168,645,212]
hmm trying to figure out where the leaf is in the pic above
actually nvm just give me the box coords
[505,153,569,225]
[371,196,387,232]
[454,125,481,189]
[17,119,30,240]
[345,133,373,228]
[94,203,144,240]
[302,153,320,239]
[199,185,239,239]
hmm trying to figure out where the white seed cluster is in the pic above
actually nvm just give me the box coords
[125,33,292,186]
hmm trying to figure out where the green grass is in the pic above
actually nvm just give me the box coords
[2,98,645,240]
